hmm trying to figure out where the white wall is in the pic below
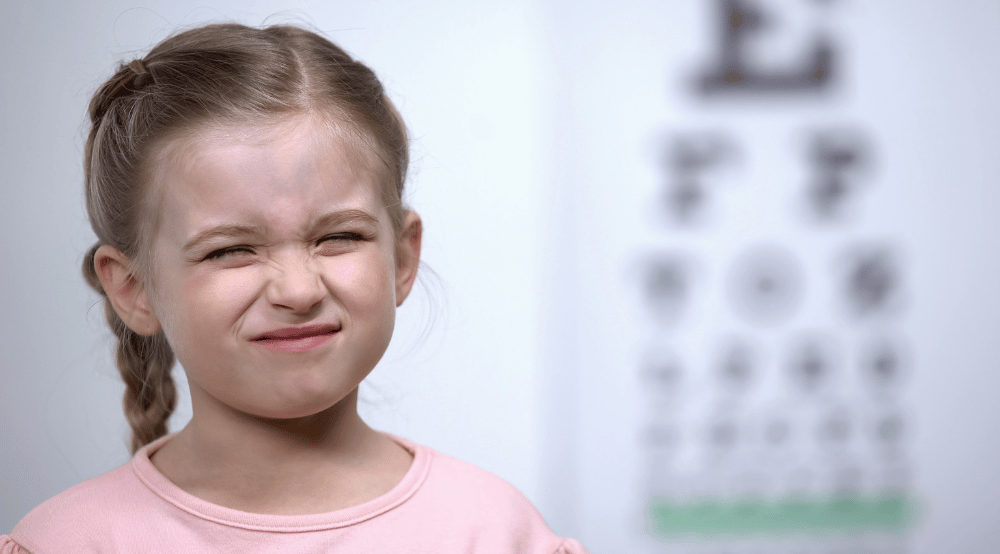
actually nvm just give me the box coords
[3,1,1000,553]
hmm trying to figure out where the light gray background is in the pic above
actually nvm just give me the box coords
[2,1,999,552]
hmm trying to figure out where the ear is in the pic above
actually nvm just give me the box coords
[94,245,162,336]
[394,211,423,307]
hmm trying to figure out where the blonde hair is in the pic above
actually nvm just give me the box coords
[81,23,410,454]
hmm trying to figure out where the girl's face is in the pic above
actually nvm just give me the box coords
[140,114,418,420]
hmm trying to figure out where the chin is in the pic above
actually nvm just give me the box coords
[249,391,353,422]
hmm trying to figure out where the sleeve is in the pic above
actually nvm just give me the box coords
[553,538,590,554]
[0,536,29,554]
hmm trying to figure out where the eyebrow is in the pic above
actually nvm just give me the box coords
[309,209,379,231]
[182,224,268,252]
[182,209,379,252]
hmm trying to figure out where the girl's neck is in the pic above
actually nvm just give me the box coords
[150,387,413,515]
[186,387,370,461]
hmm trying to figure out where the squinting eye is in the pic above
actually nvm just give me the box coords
[319,232,366,244]
[316,232,369,255]
[204,246,255,261]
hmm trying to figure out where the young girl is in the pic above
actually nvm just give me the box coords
[2,22,586,554]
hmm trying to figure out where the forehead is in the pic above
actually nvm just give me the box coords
[146,114,385,239]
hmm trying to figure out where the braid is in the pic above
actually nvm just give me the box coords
[113,314,176,455]
[83,244,177,454]
[89,59,155,125]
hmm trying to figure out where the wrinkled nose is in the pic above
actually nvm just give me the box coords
[266,255,325,314]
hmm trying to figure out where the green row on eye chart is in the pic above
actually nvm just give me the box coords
[648,494,918,536]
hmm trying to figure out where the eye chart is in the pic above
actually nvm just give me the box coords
[644,0,913,549]
[538,0,1000,552]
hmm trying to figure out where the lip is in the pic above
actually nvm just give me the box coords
[252,324,340,352]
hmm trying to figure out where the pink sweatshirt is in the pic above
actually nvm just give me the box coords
[2,435,586,554]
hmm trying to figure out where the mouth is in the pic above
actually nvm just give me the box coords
[252,325,340,352]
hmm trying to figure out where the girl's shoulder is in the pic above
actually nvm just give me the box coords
[418,444,536,507]
[401,441,589,553]
[6,460,144,553]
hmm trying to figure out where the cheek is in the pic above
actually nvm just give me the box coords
[323,251,396,311]
[191,271,261,312]
[153,269,261,348]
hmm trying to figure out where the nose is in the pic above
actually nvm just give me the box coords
[265,253,325,314]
